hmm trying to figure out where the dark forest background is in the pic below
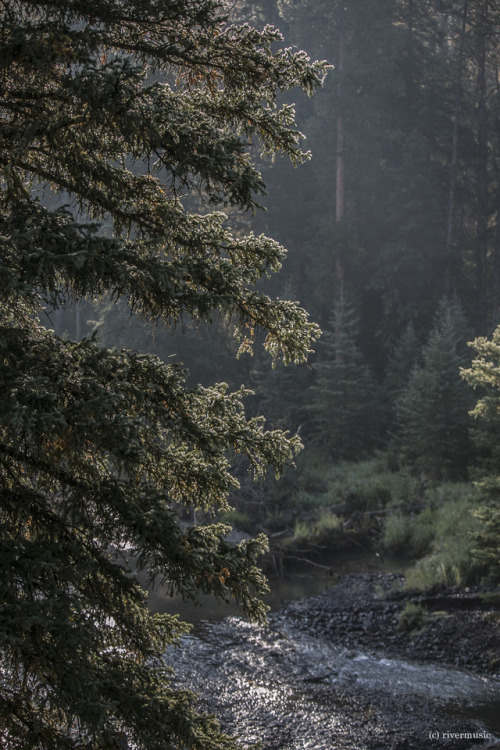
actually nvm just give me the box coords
[47,0,500,587]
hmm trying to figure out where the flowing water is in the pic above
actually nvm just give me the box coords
[148,552,500,748]
[165,617,500,749]
[147,549,404,627]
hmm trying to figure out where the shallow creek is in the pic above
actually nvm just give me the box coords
[165,618,499,749]
[147,550,402,625]
[149,555,500,749]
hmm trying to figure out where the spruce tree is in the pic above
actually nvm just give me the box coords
[0,2,326,747]
[385,322,421,399]
[394,298,473,478]
[385,321,421,431]
[308,292,380,460]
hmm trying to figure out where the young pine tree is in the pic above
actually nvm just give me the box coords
[385,321,421,431]
[386,322,421,399]
[394,298,473,478]
[0,2,326,748]
[308,292,380,460]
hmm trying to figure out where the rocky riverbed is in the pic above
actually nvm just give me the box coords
[165,573,500,749]
[274,573,500,676]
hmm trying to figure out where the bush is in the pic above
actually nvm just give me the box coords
[315,510,344,542]
[382,508,435,558]
[406,553,467,589]
[407,506,436,556]
[398,601,428,632]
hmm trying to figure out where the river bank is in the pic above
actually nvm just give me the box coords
[165,572,500,749]
[272,572,500,677]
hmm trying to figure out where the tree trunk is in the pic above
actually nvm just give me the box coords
[493,191,500,329]
[335,3,345,286]
[404,0,417,123]
[475,8,489,334]
[445,0,468,294]
[492,61,500,328]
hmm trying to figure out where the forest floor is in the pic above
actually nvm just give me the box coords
[167,572,500,750]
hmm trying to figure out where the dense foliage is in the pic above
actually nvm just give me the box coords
[93,0,500,477]
[462,327,500,582]
[0,1,327,747]
[52,1,500,589]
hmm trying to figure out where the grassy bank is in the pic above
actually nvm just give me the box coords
[229,451,498,589]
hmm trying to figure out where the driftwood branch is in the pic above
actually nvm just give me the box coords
[281,554,333,571]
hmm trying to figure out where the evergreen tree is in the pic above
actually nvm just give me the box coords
[308,292,380,460]
[385,322,421,432]
[386,322,421,399]
[0,2,326,747]
[96,296,245,390]
[250,0,462,348]
[394,298,473,478]
[462,324,500,582]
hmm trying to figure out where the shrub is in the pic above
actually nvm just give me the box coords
[314,510,344,542]
[398,601,428,632]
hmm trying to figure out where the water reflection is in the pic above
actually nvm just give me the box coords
[147,550,408,627]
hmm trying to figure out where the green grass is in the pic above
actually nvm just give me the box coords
[254,450,499,589]
[291,453,421,513]
[383,484,485,589]
[284,510,345,548]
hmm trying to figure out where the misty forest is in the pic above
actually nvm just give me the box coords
[1,1,500,749]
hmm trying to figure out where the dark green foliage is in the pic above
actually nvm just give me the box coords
[252,359,312,433]
[0,1,327,747]
[308,293,381,460]
[393,298,473,478]
[398,602,427,633]
[462,325,500,583]
[95,297,245,389]
[198,1,500,480]
[470,505,500,583]
[255,0,460,341]
[86,0,500,476]
[386,323,421,399]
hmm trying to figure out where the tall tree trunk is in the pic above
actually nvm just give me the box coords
[493,61,500,328]
[335,3,346,286]
[475,7,489,334]
[404,0,417,123]
[334,4,346,362]
[445,0,468,294]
